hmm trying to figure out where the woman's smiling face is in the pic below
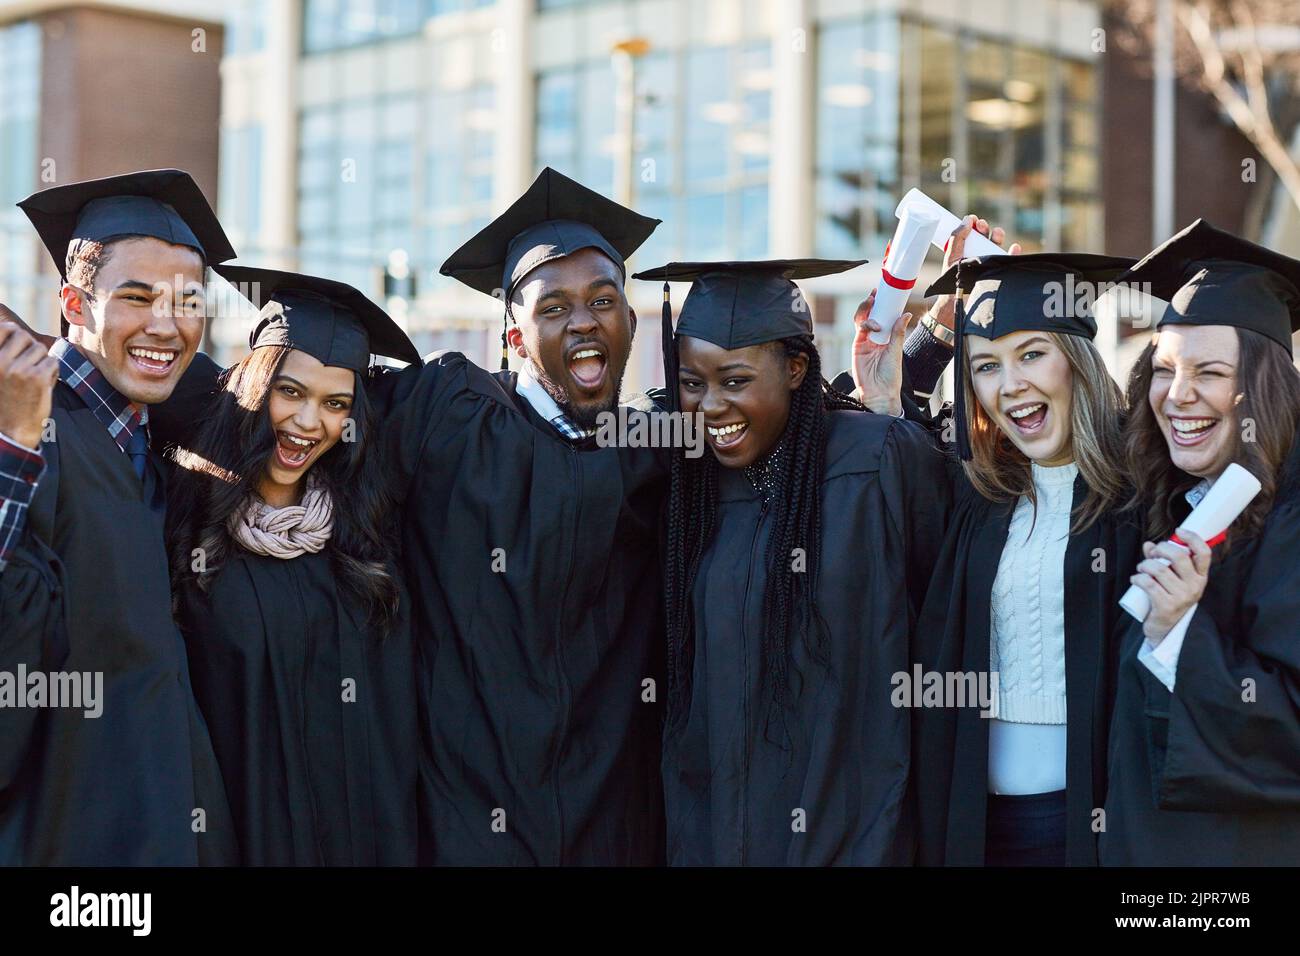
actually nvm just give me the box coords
[676,336,808,469]
[260,349,355,503]
[1147,325,1240,480]
[968,330,1075,465]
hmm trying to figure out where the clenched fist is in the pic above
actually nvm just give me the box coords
[0,316,59,450]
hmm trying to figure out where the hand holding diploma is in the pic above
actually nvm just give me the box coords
[926,215,1022,333]
[1119,462,1263,635]
[851,289,911,416]
[1130,532,1211,644]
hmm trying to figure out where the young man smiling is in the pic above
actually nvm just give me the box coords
[366,167,671,865]
[505,244,635,437]
[151,167,667,864]
[0,169,236,864]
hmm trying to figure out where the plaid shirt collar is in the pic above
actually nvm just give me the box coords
[50,338,149,454]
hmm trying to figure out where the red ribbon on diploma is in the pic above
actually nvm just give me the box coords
[881,269,916,291]
[880,239,918,291]
[1170,530,1227,549]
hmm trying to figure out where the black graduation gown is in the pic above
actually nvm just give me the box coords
[178,548,417,865]
[1100,437,1300,865]
[0,383,234,865]
[910,473,1142,866]
[373,353,668,865]
[662,411,950,865]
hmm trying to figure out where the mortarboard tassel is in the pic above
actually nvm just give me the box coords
[500,312,509,371]
[660,280,677,413]
[953,289,972,461]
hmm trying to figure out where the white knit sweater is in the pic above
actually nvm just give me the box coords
[989,461,1078,725]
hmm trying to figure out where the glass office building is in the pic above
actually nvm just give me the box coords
[0,20,42,326]
[0,0,1104,377]
[214,0,1102,373]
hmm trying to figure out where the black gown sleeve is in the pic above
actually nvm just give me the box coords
[1147,502,1300,812]
[150,351,224,451]
[901,321,953,401]
[372,353,467,501]
[880,418,953,618]
[0,491,68,794]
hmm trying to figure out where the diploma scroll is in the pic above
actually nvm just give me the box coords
[895,188,1005,260]
[869,206,940,344]
[1118,463,1262,621]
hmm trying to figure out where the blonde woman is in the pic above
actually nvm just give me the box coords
[855,246,1140,866]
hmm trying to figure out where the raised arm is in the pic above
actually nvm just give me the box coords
[0,318,68,793]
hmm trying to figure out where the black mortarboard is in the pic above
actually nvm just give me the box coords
[1116,218,1300,353]
[17,168,236,279]
[925,252,1135,459]
[440,167,660,368]
[215,265,419,372]
[632,259,868,411]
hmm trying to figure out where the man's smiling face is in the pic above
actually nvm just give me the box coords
[62,236,206,406]
[507,246,637,429]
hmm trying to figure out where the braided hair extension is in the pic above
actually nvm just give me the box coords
[665,334,866,741]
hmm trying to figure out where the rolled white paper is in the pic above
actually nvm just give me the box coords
[869,206,939,344]
[895,188,1005,260]
[1118,462,1263,622]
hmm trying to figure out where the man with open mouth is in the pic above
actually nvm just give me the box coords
[0,169,236,864]
[365,168,672,865]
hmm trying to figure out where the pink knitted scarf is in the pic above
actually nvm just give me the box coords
[229,475,334,560]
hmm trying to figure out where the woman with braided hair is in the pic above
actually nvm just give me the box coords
[634,259,950,865]
[164,267,419,865]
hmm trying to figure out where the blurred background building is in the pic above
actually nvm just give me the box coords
[0,0,1290,386]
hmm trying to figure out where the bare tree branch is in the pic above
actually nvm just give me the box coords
[1177,0,1300,213]
[1231,1,1271,120]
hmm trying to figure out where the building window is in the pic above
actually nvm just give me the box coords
[536,40,772,264]
[816,14,1102,257]
[297,86,495,294]
[219,124,263,250]
[225,0,267,55]
[303,0,494,55]
[536,61,615,196]
[424,85,497,288]
[815,14,902,259]
[0,20,43,327]
[0,21,41,212]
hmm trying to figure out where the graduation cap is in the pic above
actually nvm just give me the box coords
[1116,218,1300,353]
[924,252,1135,459]
[631,259,869,411]
[440,167,660,368]
[17,168,235,279]
[215,265,420,372]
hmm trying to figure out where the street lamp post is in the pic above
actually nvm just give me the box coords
[611,38,650,209]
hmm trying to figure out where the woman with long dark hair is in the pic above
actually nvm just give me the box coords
[1100,220,1300,864]
[857,236,1143,866]
[633,259,950,865]
[165,266,420,865]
